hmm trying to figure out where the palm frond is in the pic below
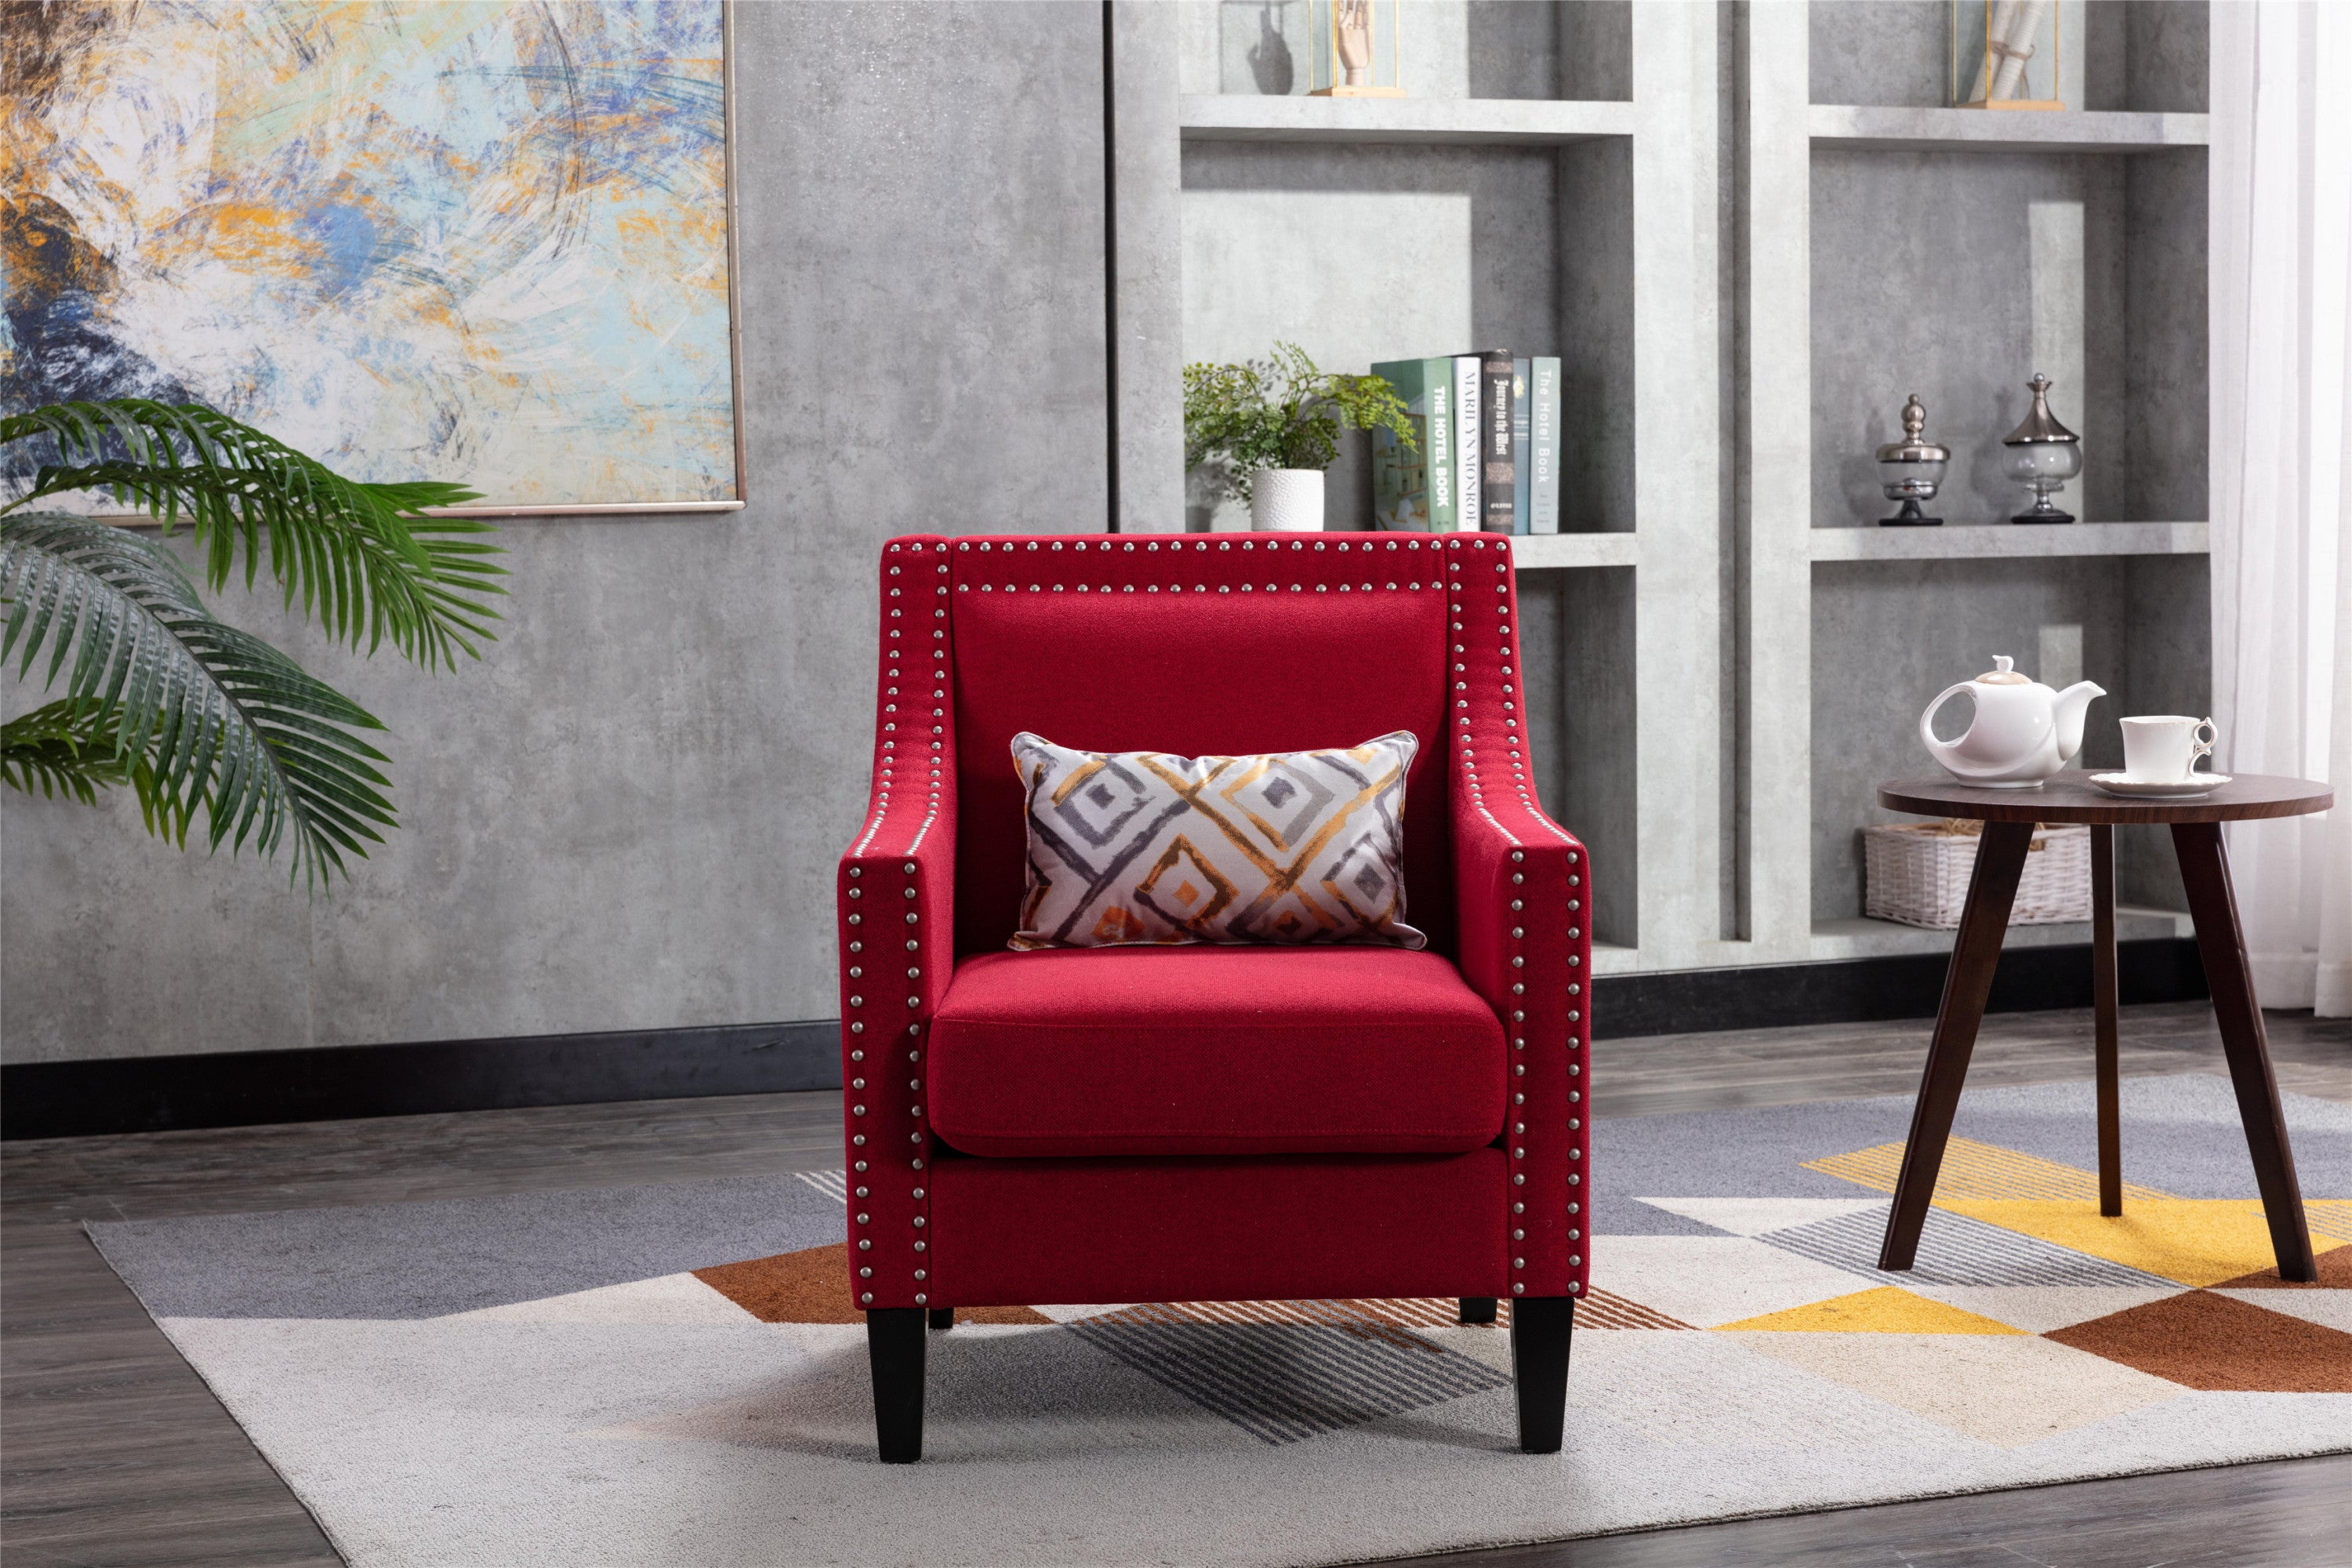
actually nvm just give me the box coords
[1,512,394,887]
[0,697,188,839]
[0,399,504,671]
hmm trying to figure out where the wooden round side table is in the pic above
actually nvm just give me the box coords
[1872,769,2336,1283]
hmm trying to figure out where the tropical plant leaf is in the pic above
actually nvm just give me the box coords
[0,398,504,670]
[0,696,188,840]
[0,511,394,887]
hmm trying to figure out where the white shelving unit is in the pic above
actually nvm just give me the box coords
[1808,105,2209,154]
[1809,522,2209,562]
[1112,2,2211,981]
[1753,3,2213,971]
[1512,533,1639,570]
[1179,94,1634,145]
[1811,907,2195,964]
[1114,2,1716,967]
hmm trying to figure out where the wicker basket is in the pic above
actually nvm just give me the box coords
[1864,820,2092,929]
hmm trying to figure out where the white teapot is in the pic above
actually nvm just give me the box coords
[1920,656,2105,788]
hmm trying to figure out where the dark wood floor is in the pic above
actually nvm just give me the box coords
[4,1002,2346,1567]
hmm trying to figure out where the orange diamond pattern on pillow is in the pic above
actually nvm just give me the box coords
[1010,730,1425,950]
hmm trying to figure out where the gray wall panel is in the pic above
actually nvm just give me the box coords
[1558,0,1632,101]
[1558,566,1637,946]
[2124,148,2208,524]
[1,2,1109,1062]
[1810,0,1949,108]
[1555,138,1635,533]
[2124,0,2209,113]
[2117,552,2211,911]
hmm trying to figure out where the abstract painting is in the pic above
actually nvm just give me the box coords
[3,1,740,512]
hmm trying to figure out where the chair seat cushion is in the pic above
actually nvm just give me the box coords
[927,947,1506,1157]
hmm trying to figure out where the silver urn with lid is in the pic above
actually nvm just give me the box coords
[1875,394,1950,526]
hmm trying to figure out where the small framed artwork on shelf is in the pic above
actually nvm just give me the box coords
[1951,0,2064,111]
[1308,0,1404,99]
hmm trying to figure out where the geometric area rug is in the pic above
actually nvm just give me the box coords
[86,1075,2352,1568]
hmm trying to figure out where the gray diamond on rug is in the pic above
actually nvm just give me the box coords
[1756,1205,2179,1289]
[1066,1305,1510,1445]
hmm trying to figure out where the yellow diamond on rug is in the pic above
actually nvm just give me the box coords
[1942,1199,2351,1288]
[1719,1286,2024,1335]
[1805,1138,2171,1203]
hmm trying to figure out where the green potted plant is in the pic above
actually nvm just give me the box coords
[1,398,504,888]
[1183,343,1415,532]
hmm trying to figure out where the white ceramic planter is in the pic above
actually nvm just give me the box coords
[1249,468,1324,532]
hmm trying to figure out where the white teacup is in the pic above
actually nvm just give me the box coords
[2121,715,2217,782]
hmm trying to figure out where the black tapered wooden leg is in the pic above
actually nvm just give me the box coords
[927,1307,955,1330]
[1879,820,2035,1271]
[1509,1296,1574,1454]
[866,1308,926,1463]
[2092,825,2122,1216]
[2172,822,2318,1282]
[1459,1296,1498,1324]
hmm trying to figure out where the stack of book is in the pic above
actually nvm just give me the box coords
[1370,350,1562,534]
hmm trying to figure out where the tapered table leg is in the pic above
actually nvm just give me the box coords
[1878,820,2036,1272]
[2092,826,2122,1216]
[2171,822,2318,1283]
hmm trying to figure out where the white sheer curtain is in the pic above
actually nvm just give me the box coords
[2210,0,2352,1017]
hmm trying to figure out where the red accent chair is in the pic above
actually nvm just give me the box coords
[837,533,1592,1461]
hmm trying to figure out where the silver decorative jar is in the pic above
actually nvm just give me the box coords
[2002,372,2082,524]
[1875,394,1950,526]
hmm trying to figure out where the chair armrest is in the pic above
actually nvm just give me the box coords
[837,535,959,1312]
[1443,535,1592,1305]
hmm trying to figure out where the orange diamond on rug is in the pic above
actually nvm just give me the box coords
[693,1245,1051,1325]
[2210,1243,2352,1290]
[2044,1290,2352,1392]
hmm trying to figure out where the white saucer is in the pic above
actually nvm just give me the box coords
[2090,772,2230,800]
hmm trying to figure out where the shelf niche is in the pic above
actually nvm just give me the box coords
[1178,133,1632,538]
[1174,0,1630,104]
[1808,0,2208,114]
[1810,554,2209,927]
[1810,145,2206,532]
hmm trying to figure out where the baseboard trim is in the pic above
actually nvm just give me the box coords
[1589,936,2208,1038]
[0,1020,842,1142]
[2,938,2207,1141]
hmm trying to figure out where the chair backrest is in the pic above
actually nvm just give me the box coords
[938,533,1457,957]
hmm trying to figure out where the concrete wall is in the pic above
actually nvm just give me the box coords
[5,1,2215,1065]
[0,2,1109,1063]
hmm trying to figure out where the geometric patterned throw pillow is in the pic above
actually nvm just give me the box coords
[1008,730,1425,950]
